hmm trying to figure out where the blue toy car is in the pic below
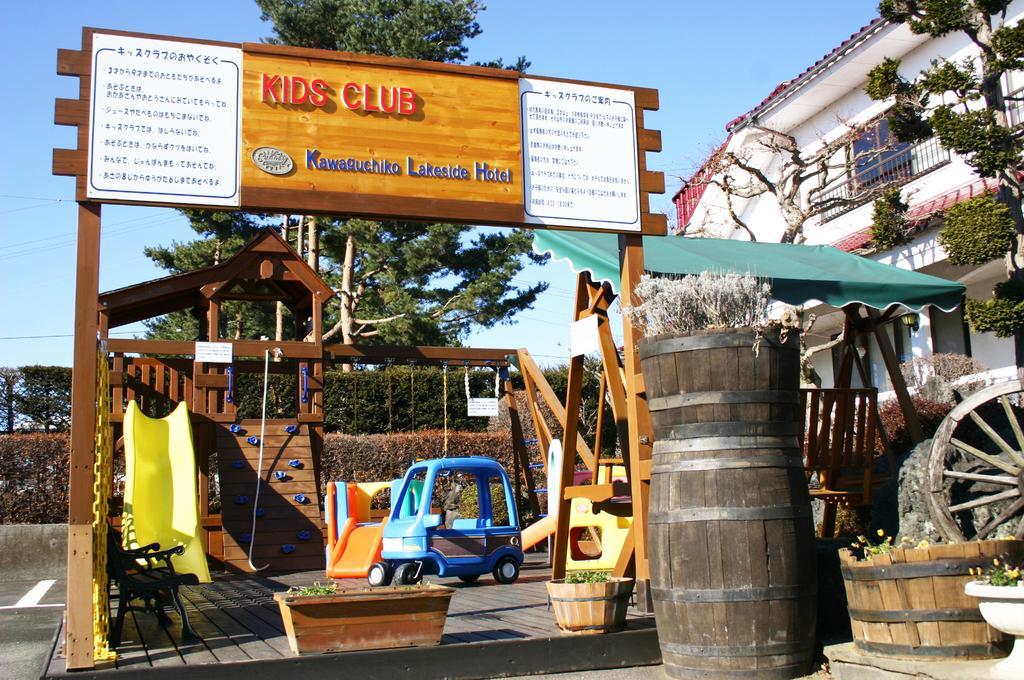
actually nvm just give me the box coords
[368,457,524,587]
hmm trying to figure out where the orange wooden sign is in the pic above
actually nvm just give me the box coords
[54,28,666,234]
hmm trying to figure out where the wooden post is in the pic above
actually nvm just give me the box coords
[504,369,540,519]
[551,274,590,580]
[618,233,653,606]
[66,201,101,670]
[867,308,924,444]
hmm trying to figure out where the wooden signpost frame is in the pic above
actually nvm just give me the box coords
[55,26,664,669]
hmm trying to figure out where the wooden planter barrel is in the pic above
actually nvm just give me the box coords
[547,577,635,635]
[840,540,1024,660]
[274,584,454,654]
[639,327,817,680]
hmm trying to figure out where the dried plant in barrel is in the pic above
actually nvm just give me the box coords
[630,273,816,680]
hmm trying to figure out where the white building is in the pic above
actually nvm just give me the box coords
[673,12,1018,394]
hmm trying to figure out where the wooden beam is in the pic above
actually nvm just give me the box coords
[867,307,924,444]
[516,349,594,468]
[551,273,591,580]
[66,202,101,670]
[504,371,540,520]
[325,344,513,366]
[618,233,652,585]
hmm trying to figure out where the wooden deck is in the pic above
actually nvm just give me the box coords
[45,557,660,679]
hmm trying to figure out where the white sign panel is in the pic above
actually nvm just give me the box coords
[520,78,640,231]
[87,33,242,206]
[570,314,601,357]
[194,341,233,363]
[467,398,500,417]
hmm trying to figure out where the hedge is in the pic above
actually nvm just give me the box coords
[875,396,953,456]
[0,433,70,523]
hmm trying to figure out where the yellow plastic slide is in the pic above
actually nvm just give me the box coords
[122,401,211,583]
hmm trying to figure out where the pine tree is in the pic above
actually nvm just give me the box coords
[866,0,1024,367]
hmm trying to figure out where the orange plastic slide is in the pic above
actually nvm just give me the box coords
[521,514,556,551]
[325,482,388,579]
[327,517,386,579]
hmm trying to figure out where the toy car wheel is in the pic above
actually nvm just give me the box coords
[492,556,520,584]
[368,561,392,587]
[457,574,480,584]
[394,562,422,585]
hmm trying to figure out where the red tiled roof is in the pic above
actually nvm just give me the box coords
[830,176,998,252]
[725,17,887,132]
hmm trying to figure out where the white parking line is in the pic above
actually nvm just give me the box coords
[0,580,63,610]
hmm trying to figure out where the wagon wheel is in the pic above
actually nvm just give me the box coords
[927,379,1024,542]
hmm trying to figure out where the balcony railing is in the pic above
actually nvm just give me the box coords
[816,136,950,223]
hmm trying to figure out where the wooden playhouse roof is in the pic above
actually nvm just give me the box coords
[99,228,334,328]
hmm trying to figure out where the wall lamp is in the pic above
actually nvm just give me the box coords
[900,312,920,332]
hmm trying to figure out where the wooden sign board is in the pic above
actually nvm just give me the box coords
[55,27,665,235]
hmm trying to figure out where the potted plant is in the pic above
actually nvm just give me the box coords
[274,581,454,655]
[547,570,634,635]
[966,555,1024,678]
[840,532,1024,660]
[628,272,817,679]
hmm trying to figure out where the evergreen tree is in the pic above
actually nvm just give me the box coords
[145,0,544,346]
[866,0,1024,366]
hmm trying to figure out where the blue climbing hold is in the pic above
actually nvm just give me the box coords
[294,494,308,504]
[255,508,266,518]
[234,495,249,505]
[229,424,243,434]
[288,459,303,469]
[284,424,298,434]
[281,544,295,554]
[246,435,260,446]
[241,533,252,543]
[297,530,311,541]
[274,470,288,481]
[231,460,245,470]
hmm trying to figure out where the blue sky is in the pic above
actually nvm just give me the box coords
[0,0,879,366]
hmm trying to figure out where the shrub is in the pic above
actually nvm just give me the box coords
[870,188,911,250]
[900,353,988,403]
[938,195,1015,266]
[626,272,772,336]
[875,396,953,456]
[966,278,1024,338]
[0,433,69,524]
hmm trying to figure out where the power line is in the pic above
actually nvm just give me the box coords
[0,330,146,341]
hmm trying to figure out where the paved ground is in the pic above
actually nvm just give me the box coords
[0,577,65,680]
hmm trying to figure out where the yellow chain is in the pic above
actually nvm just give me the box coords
[91,347,116,663]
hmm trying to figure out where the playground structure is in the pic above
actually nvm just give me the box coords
[50,24,980,674]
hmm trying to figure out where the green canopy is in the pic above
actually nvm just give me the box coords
[532,230,965,312]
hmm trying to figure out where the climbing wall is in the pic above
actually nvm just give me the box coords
[216,420,325,572]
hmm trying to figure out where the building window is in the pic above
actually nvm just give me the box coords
[852,119,912,190]
[817,117,950,223]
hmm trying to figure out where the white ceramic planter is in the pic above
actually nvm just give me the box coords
[965,581,1024,679]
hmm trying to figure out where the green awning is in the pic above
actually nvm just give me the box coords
[532,230,965,312]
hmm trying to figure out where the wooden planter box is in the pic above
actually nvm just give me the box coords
[839,540,1024,660]
[547,578,634,635]
[274,584,454,655]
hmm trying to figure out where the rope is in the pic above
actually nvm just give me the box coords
[442,363,448,456]
[246,349,273,572]
[91,347,116,662]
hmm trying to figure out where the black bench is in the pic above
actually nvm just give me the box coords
[106,525,200,647]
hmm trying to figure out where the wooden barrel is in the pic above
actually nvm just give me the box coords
[840,540,1024,660]
[639,328,817,680]
[546,578,635,635]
